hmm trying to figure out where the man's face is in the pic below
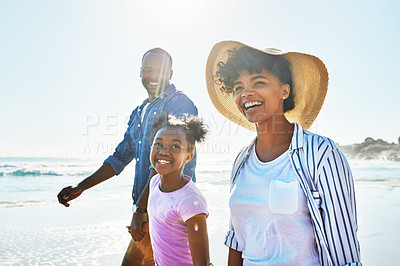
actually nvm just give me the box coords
[140,52,172,101]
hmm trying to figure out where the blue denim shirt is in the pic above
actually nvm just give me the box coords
[104,84,198,203]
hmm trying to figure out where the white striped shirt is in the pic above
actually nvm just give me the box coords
[225,123,361,266]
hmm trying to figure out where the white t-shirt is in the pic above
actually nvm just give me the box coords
[148,174,208,266]
[229,146,320,265]
[140,102,149,123]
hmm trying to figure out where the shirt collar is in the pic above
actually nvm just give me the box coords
[140,84,176,107]
[289,122,304,151]
[161,83,176,97]
[243,122,305,159]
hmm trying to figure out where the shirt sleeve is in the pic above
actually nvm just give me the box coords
[103,109,137,175]
[224,220,241,251]
[318,148,362,265]
[178,185,208,222]
[224,148,247,252]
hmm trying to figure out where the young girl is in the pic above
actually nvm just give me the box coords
[206,41,361,265]
[148,114,210,266]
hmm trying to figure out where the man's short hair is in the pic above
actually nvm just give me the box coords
[142,48,172,68]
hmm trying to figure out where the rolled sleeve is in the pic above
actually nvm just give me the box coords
[104,155,128,175]
[104,122,136,175]
[224,228,240,251]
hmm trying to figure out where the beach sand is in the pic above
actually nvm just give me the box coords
[1,182,399,265]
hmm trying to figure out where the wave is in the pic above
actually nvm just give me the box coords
[355,177,400,183]
[7,170,62,176]
[0,200,48,208]
[0,170,90,177]
[0,164,16,168]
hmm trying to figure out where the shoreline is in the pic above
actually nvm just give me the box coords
[0,182,399,265]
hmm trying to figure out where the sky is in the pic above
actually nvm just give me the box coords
[0,0,399,158]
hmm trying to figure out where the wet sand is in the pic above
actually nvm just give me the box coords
[1,182,399,265]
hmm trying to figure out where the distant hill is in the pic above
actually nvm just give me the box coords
[338,137,400,162]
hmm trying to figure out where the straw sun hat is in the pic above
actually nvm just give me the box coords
[205,41,329,131]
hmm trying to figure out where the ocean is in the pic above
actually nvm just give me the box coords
[1,156,399,209]
[0,155,235,208]
[1,156,400,265]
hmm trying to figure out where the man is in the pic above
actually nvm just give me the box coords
[57,48,197,265]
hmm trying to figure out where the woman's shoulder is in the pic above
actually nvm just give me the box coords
[233,138,256,162]
[300,128,351,168]
[302,128,339,151]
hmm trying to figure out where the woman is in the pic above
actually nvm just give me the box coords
[205,41,361,265]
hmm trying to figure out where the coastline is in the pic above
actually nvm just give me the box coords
[1,181,399,265]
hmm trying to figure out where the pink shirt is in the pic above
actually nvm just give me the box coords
[148,174,208,266]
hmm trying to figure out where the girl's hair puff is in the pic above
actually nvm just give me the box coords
[152,114,208,152]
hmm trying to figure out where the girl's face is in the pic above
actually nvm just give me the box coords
[233,68,290,124]
[150,127,193,177]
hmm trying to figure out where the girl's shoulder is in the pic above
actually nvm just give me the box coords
[176,179,208,222]
[149,174,161,190]
[183,178,206,199]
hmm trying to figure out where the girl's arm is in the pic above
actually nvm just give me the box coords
[228,247,243,265]
[186,213,210,266]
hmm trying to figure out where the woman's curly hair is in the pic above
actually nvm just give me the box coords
[152,114,208,152]
[216,46,295,112]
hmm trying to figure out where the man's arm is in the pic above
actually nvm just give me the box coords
[127,168,157,241]
[57,163,116,207]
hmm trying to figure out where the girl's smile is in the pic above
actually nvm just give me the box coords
[150,127,193,180]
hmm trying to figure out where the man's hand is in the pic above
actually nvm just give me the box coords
[126,212,149,241]
[126,168,155,240]
[57,185,83,207]
[56,164,117,207]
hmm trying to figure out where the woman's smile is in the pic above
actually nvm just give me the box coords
[234,69,287,124]
[242,100,264,113]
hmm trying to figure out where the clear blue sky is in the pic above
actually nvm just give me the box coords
[1,0,399,157]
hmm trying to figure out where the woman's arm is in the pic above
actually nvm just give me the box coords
[186,213,210,266]
[319,148,361,265]
[228,247,243,265]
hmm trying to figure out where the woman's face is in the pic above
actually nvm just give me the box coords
[233,68,290,125]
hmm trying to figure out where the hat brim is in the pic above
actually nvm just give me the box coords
[205,41,329,131]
